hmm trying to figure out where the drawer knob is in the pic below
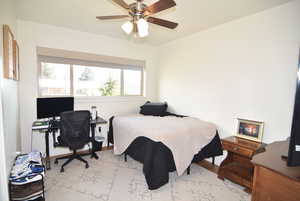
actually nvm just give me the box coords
[233,147,238,151]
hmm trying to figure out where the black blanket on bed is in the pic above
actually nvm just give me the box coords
[108,114,223,190]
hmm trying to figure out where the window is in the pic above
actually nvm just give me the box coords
[73,65,121,96]
[40,62,71,96]
[124,69,142,96]
[38,57,144,97]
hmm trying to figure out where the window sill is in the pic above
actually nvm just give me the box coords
[74,95,147,103]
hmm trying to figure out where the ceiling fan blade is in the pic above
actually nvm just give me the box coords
[145,0,176,15]
[147,17,178,29]
[112,0,129,9]
[96,15,129,20]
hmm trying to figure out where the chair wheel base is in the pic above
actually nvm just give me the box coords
[85,164,89,169]
[60,168,64,172]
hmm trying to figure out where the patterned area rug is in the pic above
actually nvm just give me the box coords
[45,150,250,201]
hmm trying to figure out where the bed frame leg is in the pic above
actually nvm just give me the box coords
[187,165,191,175]
[124,153,127,162]
[212,157,215,165]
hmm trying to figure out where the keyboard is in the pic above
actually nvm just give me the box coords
[32,120,61,130]
[32,121,49,130]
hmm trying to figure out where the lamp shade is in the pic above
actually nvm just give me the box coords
[121,21,133,34]
[137,18,149,37]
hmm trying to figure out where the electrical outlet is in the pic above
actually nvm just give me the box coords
[296,145,300,152]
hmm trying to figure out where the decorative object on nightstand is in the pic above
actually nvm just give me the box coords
[218,136,266,192]
[236,118,264,142]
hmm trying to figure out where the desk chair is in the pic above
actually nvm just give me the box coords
[54,111,91,172]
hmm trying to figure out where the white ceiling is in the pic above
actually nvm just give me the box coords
[16,0,294,46]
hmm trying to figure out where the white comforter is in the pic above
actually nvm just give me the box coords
[113,114,217,176]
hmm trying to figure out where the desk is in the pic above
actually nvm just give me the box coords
[32,117,107,170]
[251,140,300,201]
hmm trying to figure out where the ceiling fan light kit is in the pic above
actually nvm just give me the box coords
[137,19,149,37]
[122,21,133,34]
[97,0,178,38]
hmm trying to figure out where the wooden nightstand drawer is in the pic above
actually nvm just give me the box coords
[222,142,253,158]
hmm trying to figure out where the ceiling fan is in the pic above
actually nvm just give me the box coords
[96,0,178,38]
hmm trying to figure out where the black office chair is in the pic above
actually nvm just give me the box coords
[54,110,91,172]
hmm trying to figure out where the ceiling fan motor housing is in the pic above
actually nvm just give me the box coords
[129,2,147,20]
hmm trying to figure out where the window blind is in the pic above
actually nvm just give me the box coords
[37,47,145,70]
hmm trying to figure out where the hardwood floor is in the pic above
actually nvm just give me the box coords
[196,160,219,174]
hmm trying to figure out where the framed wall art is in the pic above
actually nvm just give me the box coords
[3,24,15,79]
[13,40,20,80]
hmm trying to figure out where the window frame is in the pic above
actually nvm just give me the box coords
[37,57,144,98]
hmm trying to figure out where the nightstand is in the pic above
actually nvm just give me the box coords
[218,136,266,192]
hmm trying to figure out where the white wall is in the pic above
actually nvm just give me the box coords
[17,20,159,156]
[158,1,300,163]
[0,0,20,200]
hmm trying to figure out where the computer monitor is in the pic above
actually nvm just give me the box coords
[37,97,74,119]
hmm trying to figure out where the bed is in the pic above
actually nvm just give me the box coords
[108,101,223,189]
[107,111,223,190]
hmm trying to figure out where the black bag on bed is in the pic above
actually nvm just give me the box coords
[140,101,168,116]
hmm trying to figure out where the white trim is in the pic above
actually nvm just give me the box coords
[38,55,143,70]
[120,69,124,96]
[0,88,9,201]
[70,64,74,96]
[74,96,147,104]
[36,47,145,68]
